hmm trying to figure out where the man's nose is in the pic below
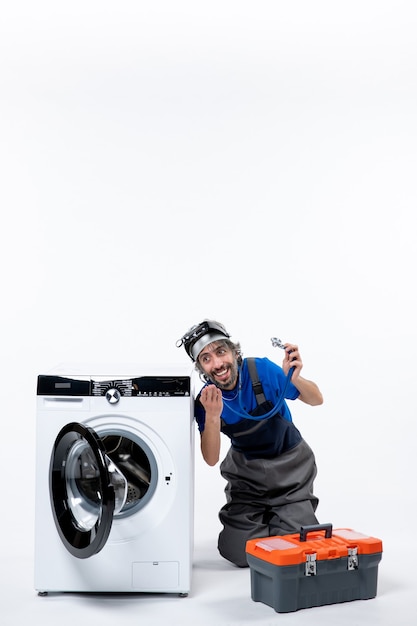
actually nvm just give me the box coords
[212,355,223,367]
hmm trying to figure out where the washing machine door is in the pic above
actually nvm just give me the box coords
[50,422,118,559]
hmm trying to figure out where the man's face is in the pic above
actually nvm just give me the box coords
[197,341,238,390]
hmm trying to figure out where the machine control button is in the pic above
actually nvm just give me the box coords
[106,388,121,404]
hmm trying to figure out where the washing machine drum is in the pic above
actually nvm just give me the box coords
[49,422,130,559]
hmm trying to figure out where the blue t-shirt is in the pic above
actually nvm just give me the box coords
[195,357,300,433]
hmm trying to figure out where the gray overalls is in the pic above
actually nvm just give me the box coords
[217,362,319,567]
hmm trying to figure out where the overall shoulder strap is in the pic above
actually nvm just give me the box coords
[246,358,266,406]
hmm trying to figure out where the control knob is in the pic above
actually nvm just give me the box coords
[105,388,121,404]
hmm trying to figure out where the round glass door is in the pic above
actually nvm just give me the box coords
[50,422,117,559]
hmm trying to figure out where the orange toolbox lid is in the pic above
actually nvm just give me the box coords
[246,524,383,567]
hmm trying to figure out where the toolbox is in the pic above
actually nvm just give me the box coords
[246,523,382,613]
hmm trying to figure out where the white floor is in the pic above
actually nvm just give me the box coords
[2,529,415,626]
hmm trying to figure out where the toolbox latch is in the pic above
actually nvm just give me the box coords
[305,553,317,576]
[348,547,358,571]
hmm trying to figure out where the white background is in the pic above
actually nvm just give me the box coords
[1,1,416,624]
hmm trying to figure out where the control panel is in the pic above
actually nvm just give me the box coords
[37,375,190,397]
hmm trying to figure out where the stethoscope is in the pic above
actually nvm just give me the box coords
[218,338,295,422]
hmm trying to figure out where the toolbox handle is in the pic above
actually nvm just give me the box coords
[299,523,333,542]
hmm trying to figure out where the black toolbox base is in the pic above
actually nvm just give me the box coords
[247,552,382,613]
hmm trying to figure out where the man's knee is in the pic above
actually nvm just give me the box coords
[217,532,249,568]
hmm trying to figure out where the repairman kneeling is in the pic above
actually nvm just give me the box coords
[177,320,323,568]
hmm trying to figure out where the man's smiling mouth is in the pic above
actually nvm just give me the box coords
[214,367,230,380]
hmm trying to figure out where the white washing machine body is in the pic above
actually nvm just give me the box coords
[34,363,195,596]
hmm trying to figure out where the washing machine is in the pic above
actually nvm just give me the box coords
[34,363,195,596]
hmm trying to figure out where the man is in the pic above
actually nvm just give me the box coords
[177,319,323,567]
